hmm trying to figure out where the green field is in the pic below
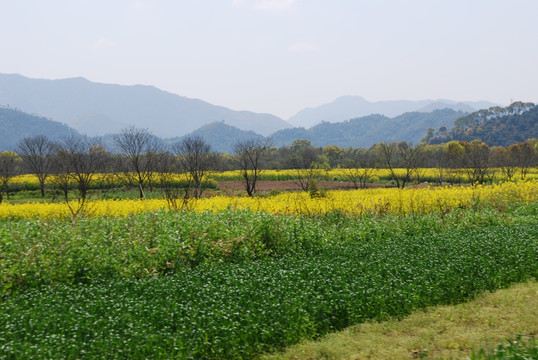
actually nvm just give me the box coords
[1,202,537,358]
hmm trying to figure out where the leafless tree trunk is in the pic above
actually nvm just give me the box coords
[233,138,271,196]
[509,141,536,180]
[343,149,375,189]
[173,136,218,198]
[155,152,193,211]
[18,135,55,197]
[53,136,109,219]
[444,141,466,185]
[462,140,492,184]
[113,127,162,199]
[0,151,22,203]
[397,142,426,186]
[288,139,322,192]
[376,142,400,188]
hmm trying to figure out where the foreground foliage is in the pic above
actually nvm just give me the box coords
[0,204,537,358]
[472,335,537,360]
[2,203,536,297]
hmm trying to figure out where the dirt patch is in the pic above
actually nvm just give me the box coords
[217,180,389,192]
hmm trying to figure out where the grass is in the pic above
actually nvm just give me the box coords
[261,280,538,360]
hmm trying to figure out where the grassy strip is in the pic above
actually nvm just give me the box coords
[0,221,536,358]
[1,203,536,297]
[262,280,538,360]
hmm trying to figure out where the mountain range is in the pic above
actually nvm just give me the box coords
[3,73,532,153]
[271,108,466,148]
[288,95,498,128]
[1,73,501,138]
[0,73,289,137]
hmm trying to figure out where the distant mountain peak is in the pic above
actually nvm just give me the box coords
[287,96,498,129]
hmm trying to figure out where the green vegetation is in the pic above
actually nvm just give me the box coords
[472,335,537,360]
[430,102,538,146]
[271,109,465,148]
[263,281,538,360]
[1,203,537,359]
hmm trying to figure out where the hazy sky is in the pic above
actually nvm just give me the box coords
[1,0,537,119]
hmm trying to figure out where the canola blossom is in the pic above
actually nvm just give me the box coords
[1,181,536,220]
[214,168,538,182]
[10,168,538,187]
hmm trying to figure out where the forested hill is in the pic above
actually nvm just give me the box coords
[172,122,264,153]
[0,107,78,151]
[427,102,538,146]
[270,109,466,148]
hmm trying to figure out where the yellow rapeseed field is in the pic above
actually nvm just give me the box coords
[10,168,538,186]
[1,181,536,220]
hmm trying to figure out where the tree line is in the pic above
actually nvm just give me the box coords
[1,127,537,205]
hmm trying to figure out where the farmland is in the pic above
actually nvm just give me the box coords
[0,173,537,359]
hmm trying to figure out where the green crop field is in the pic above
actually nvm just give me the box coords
[1,201,537,359]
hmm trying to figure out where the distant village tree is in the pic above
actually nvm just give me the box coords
[343,148,375,189]
[18,135,55,197]
[0,151,22,203]
[462,140,492,184]
[173,136,218,199]
[113,127,163,199]
[233,138,271,196]
[54,136,110,201]
[288,140,322,191]
[375,142,400,187]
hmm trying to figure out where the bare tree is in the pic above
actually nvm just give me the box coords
[376,142,425,188]
[444,141,466,184]
[288,140,322,191]
[233,138,271,196]
[113,127,162,199]
[54,136,110,201]
[510,141,536,180]
[343,148,375,189]
[491,147,516,181]
[462,140,492,184]
[18,135,55,197]
[397,141,426,186]
[376,142,400,187]
[173,136,218,198]
[155,151,192,211]
[422,144,447,185]
[0,151,22,203]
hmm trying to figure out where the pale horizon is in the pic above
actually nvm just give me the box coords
[1,0,537,119]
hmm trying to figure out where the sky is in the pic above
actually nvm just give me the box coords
[1,0,537,119]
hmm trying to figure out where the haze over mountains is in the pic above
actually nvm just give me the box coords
[1,73,500,136]
[0,106,78,150]
[3,72,529,153]
[288,96,498,128]
[0,73,289,137]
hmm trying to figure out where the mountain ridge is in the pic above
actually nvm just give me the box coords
[428,102,538,146]
[287,95,498,128]
[0,106,79,151]
[275,108,466,148]
[0,73,291,138]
